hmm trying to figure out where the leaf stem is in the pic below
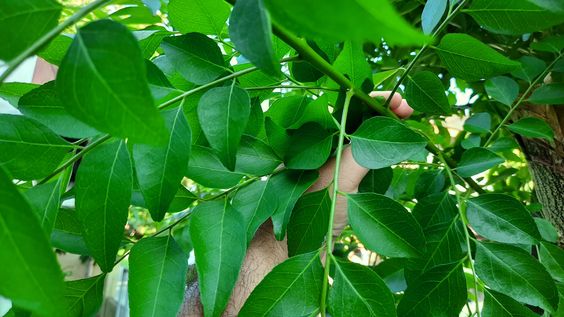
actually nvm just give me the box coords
[319,89,354,316]
[438,152,481,317]
[0,0,111,84]
[384,0,469,107]
[484,53,563,147]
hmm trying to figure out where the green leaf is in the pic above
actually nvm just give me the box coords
[264,0,428,46]
[456,147,504,177]
[350,117,427,169]
[75,140,133,272]
[328,260,396,317]
[235,135,281,176]
[511,56,547,82]
[411,192,466,273]
[24,179,62,236]
[232,179,277,243]
[58,20,167,144]
[0,0,61,61]
[467,194,542,245]
[535,218,559,243]
[435,33,520,81]
[229,0,280,76]
[268,169,319,240]
[168,0,230,35]
[465,0,564,35]
[531,35,564,53]
[0,167,65,317]
[38,34,72,66]
[405,71,451,115]
[161,33,228,85]
[168,186,197,213]
[290,60,324,83]
[18,82,100,138]
[0,114,72,180]
[358,167,393,194]
[129,236,188,317]
[539,241,564,283]
[239,251,323,316]
[198,84,251,170]
[331,41,371,87]
[461,134,481,149]
[347,193,426,258]
[0,82,38,107]
[133,107,192,221]
[65,275,105,317]
[287,189,331,256]
[482,289,538,317]
[397,261,467,317]
[475,241,559,312]
[414,170,446,199]
[135,29,173,60]
[485,76,519,106]
[508,117,554,141]
[185,145,245,188]
[528,83,564,105]
[266,96,311,129]
[189,200,246,317]
[464,112,492,134]
[285,124,333,170]
[421,0,447,35]
[527,0,564,12]
[51,208,90,256]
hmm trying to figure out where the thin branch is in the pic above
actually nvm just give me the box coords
[245,85,339,91]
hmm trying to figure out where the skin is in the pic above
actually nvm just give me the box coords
[180,92,413,316]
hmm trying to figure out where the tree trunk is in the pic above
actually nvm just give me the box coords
[515,104,564,245]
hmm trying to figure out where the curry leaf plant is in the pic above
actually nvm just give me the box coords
[0,0,563,316]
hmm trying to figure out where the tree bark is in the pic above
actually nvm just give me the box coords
[515,104,564,245]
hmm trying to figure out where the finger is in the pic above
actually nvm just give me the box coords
[369,91,402,109]
[394,99,414,118]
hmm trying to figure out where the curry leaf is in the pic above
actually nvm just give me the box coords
[508,117,554,141]
[456,147,504,177]
[421,0,447,35]
[485,76,519,106]
[65,275,106,317]
[75,140,133,272]
[168,0,230,35]
[24,179,62,235]
[405,71,451,115]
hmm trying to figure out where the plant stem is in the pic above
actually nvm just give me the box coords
[439,153,482,317]
[384,0,469,107]
[484,53,563,147]
[0,0,111,84]
[37,134,111,185]
[319,89,354,316]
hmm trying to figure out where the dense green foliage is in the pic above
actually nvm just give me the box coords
[0,0,563,316]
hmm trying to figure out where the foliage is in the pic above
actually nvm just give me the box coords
[0,0,563,316]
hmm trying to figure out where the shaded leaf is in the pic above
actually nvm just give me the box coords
[269,170,319,240]
[161,33,228,85]
[511,56,547,82]
[24,179,62,235]
[0,114,72,180]
[482,289,538,317]
[185,145,245,188]
[328,260,396,317]
[235,135,281,176]
[422,0,447,35]
[347,193,426,258]
[350,117,427,169]
[508,117,554,141]
[475,241,559,312]
[405,71,451,115]
[189,200,246,317]
[456,147,504,177]
[51,208,90,256]
[467,194,542,244]
[287,189,331,256]
[232,179,277,243]
[239,251,323,316]
[129,236,188,317]
[230,0,280,76]
[133,107,192,221]
[358,167,393,194]
[435,33,520,81]
[528,83,564,105]
[65,275,105,317]
[539,241,564,283]
[198,84,251,170]
[464,112,491,134]
[485,76,519,106]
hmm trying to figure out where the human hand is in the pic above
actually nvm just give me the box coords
[308,91,413,237]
